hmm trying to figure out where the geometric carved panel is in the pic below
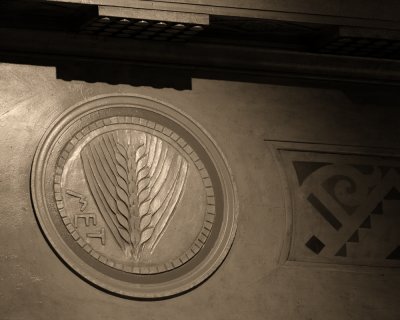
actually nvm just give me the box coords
[275,143,400,267]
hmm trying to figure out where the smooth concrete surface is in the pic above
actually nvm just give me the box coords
[0,63,399,319]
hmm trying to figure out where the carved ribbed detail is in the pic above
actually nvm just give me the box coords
[81,130,188,261]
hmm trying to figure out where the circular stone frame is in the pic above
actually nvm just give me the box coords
[31,94,238,298]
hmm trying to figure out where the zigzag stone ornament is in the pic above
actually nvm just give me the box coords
[31,95,238,298]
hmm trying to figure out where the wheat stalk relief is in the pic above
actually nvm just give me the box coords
[81,130,188,261]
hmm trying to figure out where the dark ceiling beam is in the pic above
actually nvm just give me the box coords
[0,27,399,86]
[45,0,400,30]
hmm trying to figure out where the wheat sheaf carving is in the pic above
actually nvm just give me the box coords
[81,130,188,261]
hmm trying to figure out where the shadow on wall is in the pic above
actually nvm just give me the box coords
[1,54,400,107]
[0,55,193,90]
[56,61,194,90]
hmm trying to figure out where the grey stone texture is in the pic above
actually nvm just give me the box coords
[0,63,399,319]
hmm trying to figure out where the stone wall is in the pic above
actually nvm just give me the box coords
[0,63,399,319]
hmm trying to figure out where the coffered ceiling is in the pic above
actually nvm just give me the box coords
[1,0,399,86]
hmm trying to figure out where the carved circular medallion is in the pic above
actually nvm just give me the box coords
[31,95,238,298]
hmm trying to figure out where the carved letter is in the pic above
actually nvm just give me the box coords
[86,228,106,245]
[74,213,97,227]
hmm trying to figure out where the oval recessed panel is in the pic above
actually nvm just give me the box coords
[31,94,238,298]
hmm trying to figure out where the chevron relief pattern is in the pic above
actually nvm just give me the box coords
[81,130,188,261]
[292,160,400,266]
[277,147,400,267]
